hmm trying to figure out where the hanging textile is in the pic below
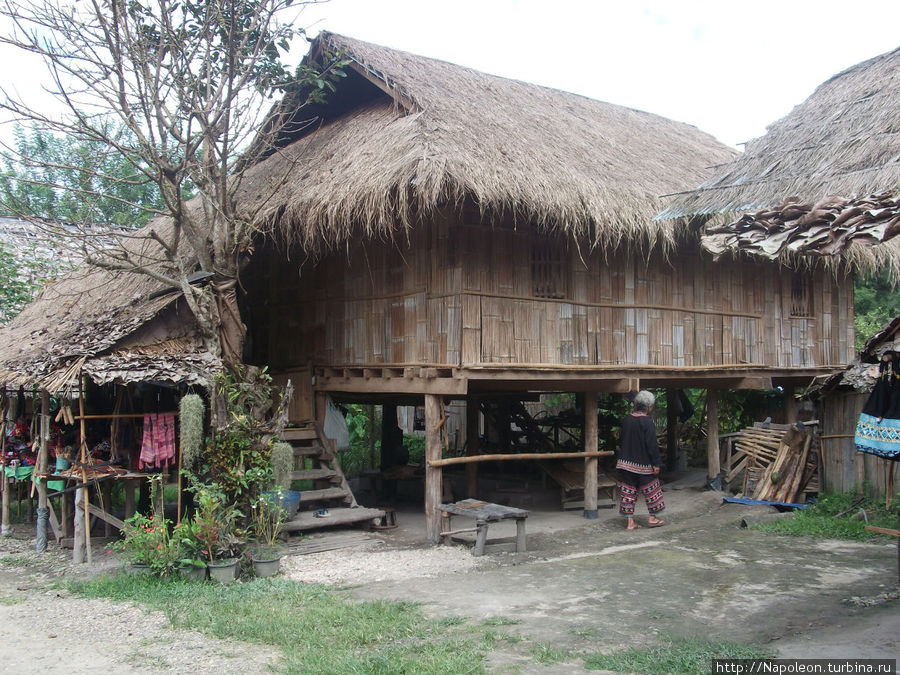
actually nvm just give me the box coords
[855,351,900,460]
[139,413,176,470]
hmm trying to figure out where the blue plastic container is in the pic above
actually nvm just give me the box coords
[263,489,301,517]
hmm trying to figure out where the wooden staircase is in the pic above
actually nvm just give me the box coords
[280,421,384,533]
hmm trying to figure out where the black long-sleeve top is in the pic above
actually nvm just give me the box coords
[616,412,663,475]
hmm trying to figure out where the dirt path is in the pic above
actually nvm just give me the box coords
[0,538,277,674]
[0,485,897,673]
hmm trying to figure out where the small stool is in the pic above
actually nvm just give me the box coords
[372,506,397,530]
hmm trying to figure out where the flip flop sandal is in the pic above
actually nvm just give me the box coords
[647,520,665,528]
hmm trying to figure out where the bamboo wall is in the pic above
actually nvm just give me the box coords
[819,391,897,497]
[243,211,854,371]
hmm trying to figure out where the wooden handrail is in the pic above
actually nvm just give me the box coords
[428,451,613,468]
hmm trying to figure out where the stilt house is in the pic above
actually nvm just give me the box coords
[0,34,862,540]
[658,45,900,498]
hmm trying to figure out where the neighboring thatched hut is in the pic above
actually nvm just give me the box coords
[807,316,900,498]
[657,45,900,279]
[0,33,872,539]
[657,46,900,498]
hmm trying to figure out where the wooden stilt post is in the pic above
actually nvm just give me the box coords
[1,468,8,538]
[35,391,50,552]
[465,397,479,498]
[1,412,8,538]
[424,394,443,544]
[665,389,679,472]
[78,376,92,563]
[783,386,797,423]
[314,392,326,429]
[73,486,85,563]
[707,388,721,490]
[584,391,599,519]
[367,404,375,470]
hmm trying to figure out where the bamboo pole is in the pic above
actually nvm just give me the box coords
[35,392,50,552]
[1,414,8,538]
[74,412,178,420]
[583,392,599,519]
[428,450,613,468]
[78,376,91,564]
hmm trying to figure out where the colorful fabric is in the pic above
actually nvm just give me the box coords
[139,413,176,470]
[615,458,655,475]
[855,412,900,460]
[618,470,666,517]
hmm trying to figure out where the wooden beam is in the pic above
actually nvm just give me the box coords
[428,451,612,468]
[316,376,467,396]
[583,391,599,520]
[424,395,443,544]
[707,388,721,489]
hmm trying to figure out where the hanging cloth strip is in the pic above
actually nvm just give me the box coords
[139,413,176,470]
[855,351,900,461]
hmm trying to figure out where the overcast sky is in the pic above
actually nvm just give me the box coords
[1,1,898,150]
[294,0,900,148]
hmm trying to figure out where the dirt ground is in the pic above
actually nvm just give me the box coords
[0,472,898,673]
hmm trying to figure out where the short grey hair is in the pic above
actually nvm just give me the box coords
[633,390,655,412]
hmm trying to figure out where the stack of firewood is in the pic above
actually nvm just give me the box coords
[727,422,820,503]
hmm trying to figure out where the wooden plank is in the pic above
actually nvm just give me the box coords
[297,487,349,503]
[282,507,385,533]
[87,503,125,531]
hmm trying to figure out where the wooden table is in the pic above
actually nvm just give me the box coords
[439,499,530,556]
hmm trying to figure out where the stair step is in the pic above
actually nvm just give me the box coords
[282,506,385,533]
[294,444,329,457]
[298,487,349,503]
[291,468,337,481]
[281,428,318,441]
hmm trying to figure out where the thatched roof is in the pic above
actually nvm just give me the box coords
[0,32,737,388]
[701,192,900,277]
[0,220,219,390]
[656,46,900,275]
[807,314,900,399]
[238,32,736,253]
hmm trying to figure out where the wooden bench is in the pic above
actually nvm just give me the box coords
[439,499,530,556]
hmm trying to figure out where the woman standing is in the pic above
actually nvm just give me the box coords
[617,390,665,530]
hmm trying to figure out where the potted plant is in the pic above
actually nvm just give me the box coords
[173,518,207,581]
[249,491,285,577]
[114,511,179,577]
[193,484,242,583]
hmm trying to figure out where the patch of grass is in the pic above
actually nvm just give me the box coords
[583,636,773,673]
[69,575,492,674]
[481,616,522,626]
[0,593,25,605]
[436,615,468,627]
[530,642,572,665]
[0,554,34,567]
[754,492,898,541]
